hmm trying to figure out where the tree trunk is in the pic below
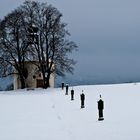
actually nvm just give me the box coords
[46,74,50,88]
[43,73,50,89]
[20,75,26,89]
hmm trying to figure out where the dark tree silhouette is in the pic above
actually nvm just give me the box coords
[0,0,78,89]
[0,9,29,89]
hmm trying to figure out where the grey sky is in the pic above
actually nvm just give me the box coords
[0,0,140,85]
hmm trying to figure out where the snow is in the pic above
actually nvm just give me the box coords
[0,83,140,140]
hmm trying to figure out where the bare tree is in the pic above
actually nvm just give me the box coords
[21,1,78,88]
[0,0,78,89]
[0,9,28,89]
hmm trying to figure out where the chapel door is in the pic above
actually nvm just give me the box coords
[36,79,44,88]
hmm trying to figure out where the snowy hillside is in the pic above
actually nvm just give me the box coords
[0,83,140,140]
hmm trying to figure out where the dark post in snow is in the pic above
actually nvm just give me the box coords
[98,95,104,121]
[80,90,85,108]
[61,82,64,90]
[65,84,69,95]
[71,88,74,100]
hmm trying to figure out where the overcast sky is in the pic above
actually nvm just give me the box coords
[0,0,140,84]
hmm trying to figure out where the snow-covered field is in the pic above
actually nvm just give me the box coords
[0,83,140,140]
